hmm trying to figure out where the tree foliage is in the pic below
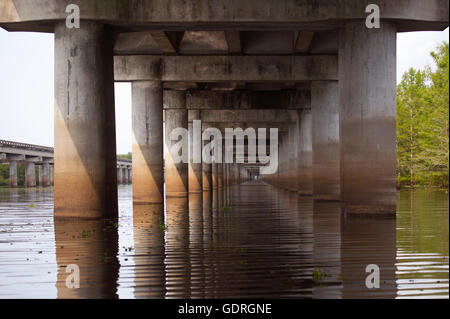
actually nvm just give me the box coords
[397,41,449,188]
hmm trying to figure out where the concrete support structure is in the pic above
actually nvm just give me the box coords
[54,22,117,219]
[122,167,129,184]
[165,92,188,198]
[312,81,340,201]
[25,162,36,188]
[117,167,123,184]
[339,22,397,214]
[202,136,212,192]
[188,110,202,194]
[9,161,17,188]
[39,163,50,187]
[296,110,313,195]
[132,81,164,204]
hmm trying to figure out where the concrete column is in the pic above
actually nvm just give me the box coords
[25,162,36,188]
[287,125,297,191]
[117,167,123,185]
[9,161,17,188]
[39,163,50,187]
[54,22,117,218]
[50,166,54,186]
[202,137,212,191]
[128,168,132,184]
[339,22,397,214]
[122,167,129,184]
[165,92,188,198]
[218,163,223,189]
[296,110,313,195]
[188,110,202,194]
[312,81,340,202]
[212,162,218,190]
[132,81,163,205]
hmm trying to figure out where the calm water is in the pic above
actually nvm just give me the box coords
[0,182,448,299]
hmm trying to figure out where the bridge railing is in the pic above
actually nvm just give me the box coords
[0,139,54,153]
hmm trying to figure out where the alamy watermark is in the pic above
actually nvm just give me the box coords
[365,4,380,29]
[168,121,279,175]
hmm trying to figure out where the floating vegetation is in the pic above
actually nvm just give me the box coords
[219,206,232,213]
[312,268,329,280]
[28,204,35,208]
[81,230,92,238]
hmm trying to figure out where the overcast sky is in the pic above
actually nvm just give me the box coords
[0,27,448,154]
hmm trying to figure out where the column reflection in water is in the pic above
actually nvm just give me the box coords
[132,204,166,298]
[312,202,342,298]
[165,197,190,298]
[201,190,215,298]
[189,193,205,298]
[340,214,397,298]
[55,219,119,298]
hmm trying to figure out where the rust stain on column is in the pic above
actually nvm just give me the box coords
[54,22,118,219]
[132,81,164,206]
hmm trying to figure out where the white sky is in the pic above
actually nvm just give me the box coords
[0,27,448,154]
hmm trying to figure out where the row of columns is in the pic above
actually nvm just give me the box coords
[261,22,396,214]
[7,161,54,188]
[262,81,339,202]
[117,166,132,184]
[53,20,396,218]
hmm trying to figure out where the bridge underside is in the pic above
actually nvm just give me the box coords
[1,0,448,218]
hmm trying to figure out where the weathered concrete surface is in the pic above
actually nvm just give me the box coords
[165,94,188,197]
[188,110,202,194]
[117,167,123,184]
[9,161,17,188]
[312,81,340,202]
[39,163,50,187]
[24,162,35,188]
[1,0,448,32]
[339,22,397,214]
[54,22,118,219]
[115,55,337,82]
[296,110,313,195]
[132,81,164,204]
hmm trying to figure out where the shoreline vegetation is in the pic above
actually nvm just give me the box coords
[1,43,448,190]
[397,42,449,189]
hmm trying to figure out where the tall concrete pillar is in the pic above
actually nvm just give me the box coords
[128,168,132,184]
[296,110,313,195]
[202,141,212,192]
[339,22,397,214]
[25,162,36,188]
[218,163,223,189]
[50,166,54,186]
[132,81,163,205]
[122,167,129,184]
[188,110,202,194]
[39,163,50,187]
[117,167,123,185]
[165,92,188,198]
[9,161,17,188]
[312,81,340,202]
[54,22,117,218]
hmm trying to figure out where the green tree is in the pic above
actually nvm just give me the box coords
[396,41,449,188]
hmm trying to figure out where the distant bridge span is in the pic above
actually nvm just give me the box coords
[0,140,131,188]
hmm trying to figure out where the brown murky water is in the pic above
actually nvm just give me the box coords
[0,182,448,299]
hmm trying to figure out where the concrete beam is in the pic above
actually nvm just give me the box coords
[295,31,315,53]
[199,109,297,123]
[1,0,448,32]
[114,55,338,82]
[164,90,310,110]
[225,31,241,54]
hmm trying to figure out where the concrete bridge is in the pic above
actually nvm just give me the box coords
[0,139,132,188]
[0,0,448,218]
